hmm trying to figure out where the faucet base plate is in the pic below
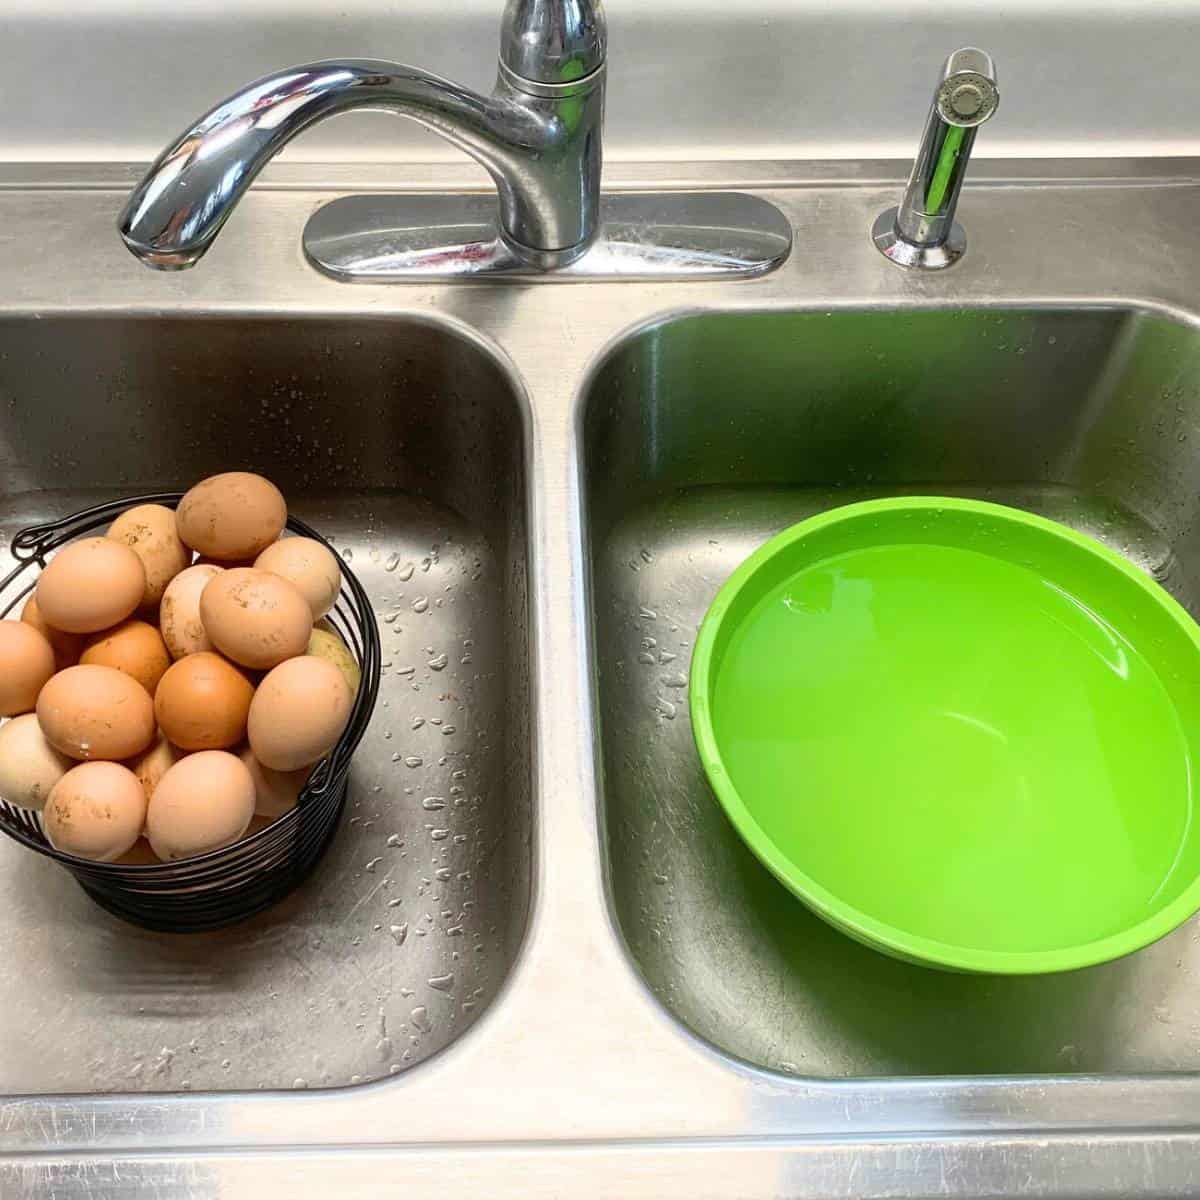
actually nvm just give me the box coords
[303,192,792,282]
[872,207,967,270]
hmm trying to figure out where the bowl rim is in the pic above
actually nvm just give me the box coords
[689,495,1200,975]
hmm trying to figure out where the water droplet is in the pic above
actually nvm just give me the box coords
[428,973,454,992]
[639,606,658,620]
[664,673,688,689]
[389,923,409,946]
[405,755,423,768]
[293,1078,308,1089]
[386,834,402,847]
[411,1006,432,1032]
[429,652,448,671]
[412,717,425,730]
[397,562,414,581]
[422,797,446,810]
[385,552,401,572]
[341,547,354,563]
[365,857,382,873]
[413,597,429,613]
[431,828,449,841]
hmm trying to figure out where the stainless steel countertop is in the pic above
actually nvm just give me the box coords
[2,158,1200,1196]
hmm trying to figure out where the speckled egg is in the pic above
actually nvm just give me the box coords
[127,732,185,803]
[107,503,191,609]
[159,564,223,660]
[199,568,312,670]
[43,761,147,862]
[306,626,362,695]
[0,712,72,811]
[176,472,287,561]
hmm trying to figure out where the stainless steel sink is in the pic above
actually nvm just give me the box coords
[5,162,1200,1197]
[583,306,1200,1077]
[0,315,531,1093]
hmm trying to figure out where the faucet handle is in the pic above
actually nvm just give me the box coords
[500,0,606,87]
[873,48,999,270]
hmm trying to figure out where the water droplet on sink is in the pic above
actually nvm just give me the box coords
[411,1006,432,1032]
[341,547,354,563]
[385,552,401,572]
[428,652,448,671]
[428,973,454,992]
[389,923,409,946]
[413,597,429,613]
[398,563,415,581]
[405,756,423,768]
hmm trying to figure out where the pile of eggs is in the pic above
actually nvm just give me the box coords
[0,472,361,864]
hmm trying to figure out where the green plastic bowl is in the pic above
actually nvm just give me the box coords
[690,497,1200,974]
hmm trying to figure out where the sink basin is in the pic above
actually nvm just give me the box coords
[583,306,1200,1076]
[0,314,531,1093]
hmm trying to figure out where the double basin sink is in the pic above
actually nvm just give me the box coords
[1,160,1200,1195]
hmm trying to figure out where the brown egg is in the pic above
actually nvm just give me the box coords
[154,652,255,751]
[81,620,171,696]
[107,504,191,609]
[248,655,352,771]
[36,537,146,634]
[239,747,309,819]
[21,595,84,671]
[37,664,157,761]
[255,537,341,620]
[0,620,56,717]
[199,568,312,670]
[0,713,72,811]
[159,564,223,660]
[127,731,185,802]
[146,750,255,860]
[44,761,147,862]
[176,472,287,561]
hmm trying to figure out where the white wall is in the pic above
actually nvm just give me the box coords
[3,0,1198,161]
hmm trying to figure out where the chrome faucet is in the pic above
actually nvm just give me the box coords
[117,0,792,282]
[120,0,606,271]
[873,48,999,270]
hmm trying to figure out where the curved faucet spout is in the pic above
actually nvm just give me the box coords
[118,58,603,270]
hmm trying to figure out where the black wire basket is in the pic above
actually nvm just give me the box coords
[0,492,381,933]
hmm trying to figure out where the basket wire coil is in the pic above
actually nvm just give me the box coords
[0,492,381,932]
